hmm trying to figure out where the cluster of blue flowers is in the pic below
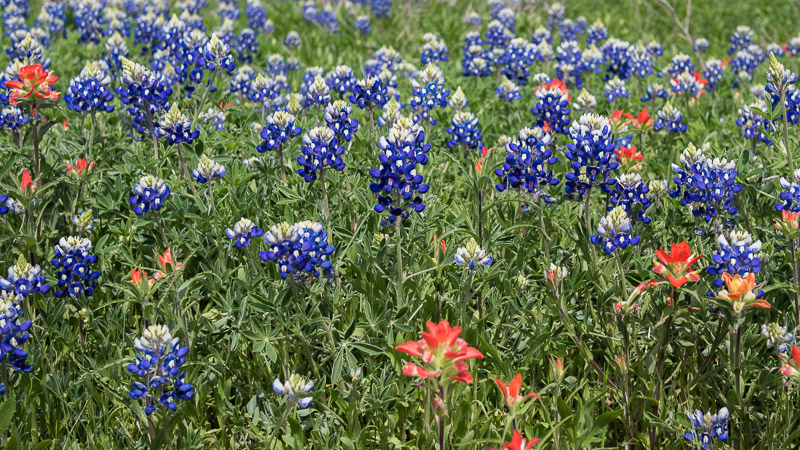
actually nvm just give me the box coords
[156,104,199,145]
[736,99,775,146]
[684,408,729,449]
[494,127,560,205]
[349,77,389,112]
[259,221,335,280]
[225,218,264,249]
[446,111,483,152]
[653,101,687,134]
[258,111,302,152]
[0,288,33,394]
[297,126,345,182]
[410,64,450,124]
[608,173,652,224]
[564,113,618,199]
[668,143,742,223]
[531,82,571,135]
[0,255,50,298]
[129,175,170,215]
[127,324,194,415]
[117,57,173,136]
[324,100,359,143]
[776,170,800,212]
[64,61,115,115]
[591,205,641,254]
[370,118,431,225]
[707,230,764,290]
[50,237,100,299]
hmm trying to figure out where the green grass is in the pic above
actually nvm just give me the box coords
[1,0,800,449]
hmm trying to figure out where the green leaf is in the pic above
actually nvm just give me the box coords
[0,395,16,432]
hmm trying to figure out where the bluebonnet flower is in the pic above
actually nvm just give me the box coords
[729,26,754,54]
[0,255,50,298]
[573,89,597,111]
[668,143,742,223]
[349,77,389,111]
[555,40,584,88]
[604,77,629,103]
[326,65,356,96]
[464,12,482,26]
[355,14,371,34]
[559,18,581,42]
[192,155,225,184]
[421,33,449,64]
[586,19,608,45]
[448,86,468,112]
[132,11,160,55]
[50,237,100,299]
[36,0,68,39]
[581,45,605,75]
[318,5,338,34]
[531,27,551,45]
[117,57,173,137]
[284,31,300,49]
[703,59,724,91]
[105,32,129,77]
[297,126,345,182]
[72,210,94,235]
[494,127,560,205]
[378,99,402,128]
[324,100,359,143]
[203,32,235,78]
[129,175,170,215]
[653,101,687,134]
[371,0,390,18]
[65,61,115,115]
[0,105,28,132]
[7,33,50,69]
[609,173,652,224]
[488,0,505,19]
[305,75,331,108]
[531,80,571,135]
[496,77,521,102]
[260,221,335,280]
[216,0,239,21]
[245,0,270,32]
[670,70,707,96]
[603,38,632,80]
[684,408,729,449]
[730,48,760,84]
[647,41,664,58]
[694,38,710,53]
[485,20,512,49]
[200,106,226,131]
[591,206,641,254]
[248,73,282,112]
[564,113,619,199]
[776,170,800,212]
[127,324,194,415]
[737,99,775,146]
[788,37,800,56]
[454,238,492,270]
[767,43,785,58]
[547,2,564,30]
[497,8,516,33]
[258,110,302,153]
[234,28,259,64]
[763,323,794,354]
[369,118,431,225]
[410,63,449,124]
[225,218,264,249]
[156,104,199,145]
[230,65,255,97]
[627,43,654,78]
[273,374,314,409]
[446,111,483,153]
[666,53,694,77]
[0,284,33,392]
[502,38,538,85]
[73,0,106,44]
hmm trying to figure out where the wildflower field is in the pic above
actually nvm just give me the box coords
[6,0,800,448]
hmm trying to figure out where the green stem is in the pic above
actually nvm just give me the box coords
[782,91,796,174]
[395,218,404,308]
